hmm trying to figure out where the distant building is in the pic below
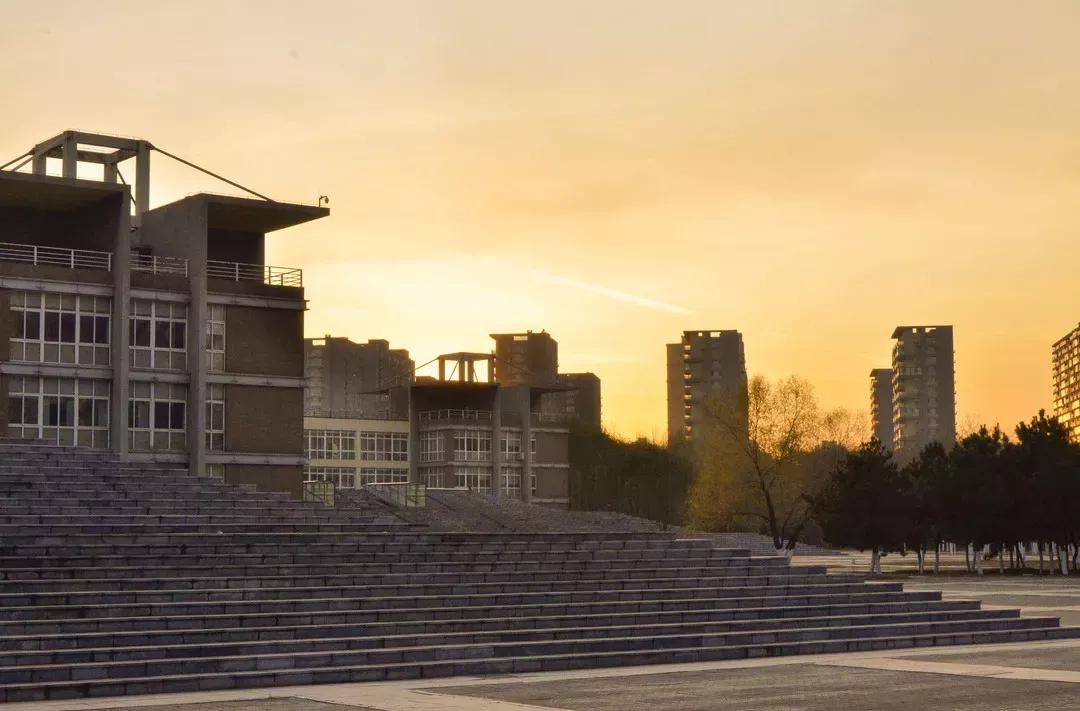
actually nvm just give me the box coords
[891,325,956,457]
[303,415,410,489]
[666,330,748,442]
[305,336,413,418]
[1052,323,1080,442]
[543,372,602,429]
[869,368,894,449]
[491,331,558,387]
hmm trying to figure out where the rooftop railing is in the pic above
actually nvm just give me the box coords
[131,253,189,277]
[418,409,493,422]
[0,242,112,272]
[207,260,303,287]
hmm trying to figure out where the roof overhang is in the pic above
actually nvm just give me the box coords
[0,171,126,212]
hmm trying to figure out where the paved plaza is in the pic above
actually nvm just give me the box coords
[0,575,1075,711]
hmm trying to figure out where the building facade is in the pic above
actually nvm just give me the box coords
[0,131,325,497]
[891,325,956,458]
[303,415,410,489]
[543,372,602,429]
[491,331,558,387]
[1052,323,1080,442]
[869,368,894,449]
[305,336,413,418]
[666,330,748,442]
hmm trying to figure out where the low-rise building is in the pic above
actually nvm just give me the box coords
[1,130,325,496]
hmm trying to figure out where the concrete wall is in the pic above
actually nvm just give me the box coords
[533,430,568,464]
[225,306,303,377]
[206,229,264,264]
[225,464,302,498]
[225,385,303,454]
[535,468,568,499]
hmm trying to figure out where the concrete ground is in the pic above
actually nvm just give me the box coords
[7,576,1080,711]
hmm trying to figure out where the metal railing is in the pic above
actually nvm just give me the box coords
[207,260,303,287]
[366,482,426,508]
[531,411,570,425]
[453,450,492,462]
[0,242,112,272]
[418,409,493,422]
[131,253,189,277]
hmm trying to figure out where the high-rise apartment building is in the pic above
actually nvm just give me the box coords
[869,368,894,449]
[491,331,558,387]
[543,372,602,429]
[305,336,413,418]
[1052,323,1080,442]
[891,325,956,457]
[666,330,748,442]
[0,130,325,496]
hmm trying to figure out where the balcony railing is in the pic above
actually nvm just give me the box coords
[531,411,570,426]
[207,260,303,287]
[419,409,492,422]
[0,242,112,272]
[131,253,189,277]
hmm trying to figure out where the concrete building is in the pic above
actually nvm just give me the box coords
[891,325,956,458]
[303,415,410,488]
[543,372,602,429]
[0,130,326,496]
[382,352,571,507]
[869,368,894,449]
[1052,323,1080,442]
[666,330,748,442]
[305,336,413,418]
[491,331,558,387]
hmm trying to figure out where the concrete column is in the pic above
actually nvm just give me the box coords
[491,393,503,498]
[110,194,132,458]
[31,153,46,175]
[134,142,150,227]
[407,387,420,485]
[104,162,118,183]
[187,208,208,478]
[521,395,532,504]
[61,134,77,179]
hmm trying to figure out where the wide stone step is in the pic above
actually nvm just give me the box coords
[0,572,865,606]
[0,601,995,653]
[0,615,1059,684]
[0,560,804,582]
[0,564,825,592]
[2,626,1074,701]
[0,590,943,636]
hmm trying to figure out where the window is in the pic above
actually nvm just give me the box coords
[10,291,110,366]
[357,468,409,485]
[130,300,187,370]
[129,381,187,451]
[358,431,409,461]
[501,466,522,497]
[304,466,355,489]
[305,430,356,460]
[453,430,491,461]
[8,376,110,448]
[420,431,444,462]
[205,464,225,480]
[205,304,226,371]
[454,465,491,491]
[501,432,523,461]
[206,384,225,451]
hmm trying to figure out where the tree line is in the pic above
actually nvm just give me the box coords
[812,412,1080,575]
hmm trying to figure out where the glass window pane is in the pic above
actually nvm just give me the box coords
[43,312,60,342]
[58,397,74,427]
[154,322,171,350]
[170,402,186,430]
[153,401,170,429]
[8,397,22,425]
[25,311,40,340]
[171,322,186,350]
[78,399,94,427]
[60,313,76,344]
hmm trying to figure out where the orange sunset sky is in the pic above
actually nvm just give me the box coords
[3,1,1078,439]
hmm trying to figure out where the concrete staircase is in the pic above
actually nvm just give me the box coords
[0,442,1075,701]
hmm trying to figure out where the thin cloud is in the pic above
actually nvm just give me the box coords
[529,268,689,315]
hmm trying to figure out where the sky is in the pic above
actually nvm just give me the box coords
[3,1,1078,440]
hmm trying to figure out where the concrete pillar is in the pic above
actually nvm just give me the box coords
[61,134,77,179]
[407,387,420,485]
[134,142,151,226]
[521,394,532,504]
[187,205,208,478]
[491,393,503,498]
[110,194,132,458]
[31,153,46,175]
[104,162,118,183]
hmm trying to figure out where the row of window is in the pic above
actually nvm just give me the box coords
[420,465,536,496]
[304,429,409,461]
[9,293,228,372]
[419,431,537,463]
[7,376,225,452]
[303,466,410,489]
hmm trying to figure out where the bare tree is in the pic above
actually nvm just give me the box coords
[688,375,832,553]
